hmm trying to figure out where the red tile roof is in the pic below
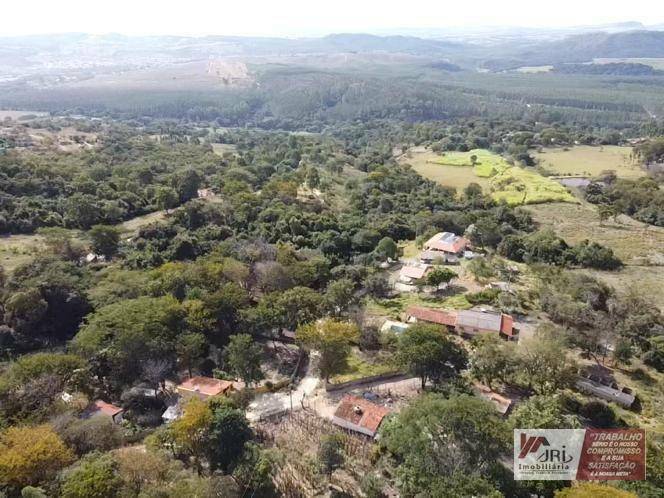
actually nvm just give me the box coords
[473,383,513,415]
[91,400,123,417]
[178,376,234,397]
[500,314,515,336]
[333,395,390,434]
[406,306,457,326]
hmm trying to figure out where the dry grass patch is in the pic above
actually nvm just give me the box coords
[528,202,664,265]
[534,146,643,179]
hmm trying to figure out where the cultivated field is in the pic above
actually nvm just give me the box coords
[403,147,576,205]
[403,149,491,190]
[534,145,643,178]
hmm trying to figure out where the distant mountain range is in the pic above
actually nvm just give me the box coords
[484,30,664,70]
[1,28,664,76]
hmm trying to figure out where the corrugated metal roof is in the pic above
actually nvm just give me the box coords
[456,310,502,331]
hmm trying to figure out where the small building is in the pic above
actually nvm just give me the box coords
[380,320,410,335]
[455,309,518,340]
[419,250,459,265]
[473,383,514,416]
[398,264,432,284]
[177,376,235,400]
[86,400,124,424]
[575,377,636,409]
[332,395,390,438]
[162,404,183,423]
[405,306,517,341]
[423,232,468,257]
[405,306,457,328]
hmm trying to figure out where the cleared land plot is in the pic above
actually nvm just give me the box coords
[528,202,664,265]
[330,349,397,384]
[578,266,664,311]
[404,147,575,205]
[529,202,664,310]
[211,143,237,156]
[535,146,643,179]
[0,234,44,273]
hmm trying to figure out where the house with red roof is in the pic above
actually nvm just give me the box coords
[405,306,518,340]
[423,232,468,258]
[332,395,390,438]
[86,400,124,424]
[472,382,514,416]
[177,376,235,400]
[405,306,457,329]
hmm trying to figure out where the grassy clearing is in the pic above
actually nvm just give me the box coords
[118,210,169,235]
[529,201,664,310]
[0,234,44,273]
[211,143,237,156]
[578,267,664,311]
[534,146,642,179]
[528,202,664,265]
[404,147,576,205]
[403,149,491,191]
[434,149,510,177]
[399,240,419,259]
[365,292,472,320]
[330,349,397,383]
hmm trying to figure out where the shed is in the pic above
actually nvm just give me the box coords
[332,395,390,438]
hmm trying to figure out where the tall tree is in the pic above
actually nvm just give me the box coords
[88,225,121,258]
[222,334,264,387]
[396,324,467,389]
[0,424,75,488]
[296,319,359,381]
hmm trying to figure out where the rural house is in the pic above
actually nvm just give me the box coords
[455,309,518,340]
[398,264,433,284]
[177,376,235,400]
[86,400,124,424]
[405,306,518,340]
[405,306,457,328]
[421,232,468,263]
[332,394,391,438]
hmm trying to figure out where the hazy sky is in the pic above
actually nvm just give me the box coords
[3,0,663,36]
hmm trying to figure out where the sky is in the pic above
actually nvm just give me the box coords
[2,0,664,37]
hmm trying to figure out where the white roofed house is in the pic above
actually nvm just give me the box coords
[398,264,432,285]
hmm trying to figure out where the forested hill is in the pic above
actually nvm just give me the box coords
[484,30,664,70]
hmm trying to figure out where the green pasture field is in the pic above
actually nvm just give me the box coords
[404,148,576,205]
